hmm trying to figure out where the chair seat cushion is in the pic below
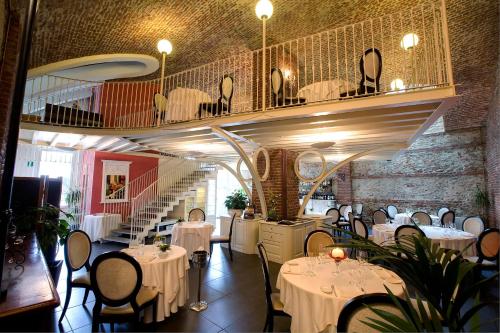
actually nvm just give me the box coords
[271,293,284,311]
[72,271,91,285]
[210,235,230,242]
[465,256,497,266]
[100,287,158,316]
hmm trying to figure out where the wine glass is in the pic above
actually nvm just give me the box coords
[318,243,325,264]
[305,256,316,276]
[137,235,145,256]
[357,250,368,267]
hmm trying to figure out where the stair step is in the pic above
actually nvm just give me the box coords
[103,235,131,244]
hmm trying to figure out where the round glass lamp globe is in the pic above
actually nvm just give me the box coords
[400,33,419,50]
[255,0,273,20]
[390,78,405,91]
[157,39,173,55]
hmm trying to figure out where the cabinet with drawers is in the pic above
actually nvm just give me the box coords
[259,220,316,264]
[220,216,261,254]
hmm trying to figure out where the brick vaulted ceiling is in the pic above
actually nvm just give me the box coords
[27,0,424,77]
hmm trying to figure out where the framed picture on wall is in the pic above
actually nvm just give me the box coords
[101,160,132,203]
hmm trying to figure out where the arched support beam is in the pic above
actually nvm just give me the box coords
[212,126,268,219]
[297,143,408,217]
[214,161,252,200]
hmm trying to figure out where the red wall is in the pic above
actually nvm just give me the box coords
[90,151,158,214]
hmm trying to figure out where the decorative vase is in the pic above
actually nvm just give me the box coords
[228,209,243,218]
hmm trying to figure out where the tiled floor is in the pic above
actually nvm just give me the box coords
[50,241,290,333]
[2,239,499,332]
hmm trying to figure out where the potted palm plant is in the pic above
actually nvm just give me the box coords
[332,228,498,332]
[224,189,248,217]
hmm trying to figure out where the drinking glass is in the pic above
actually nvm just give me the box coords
[318,243,325,264]
[137,236,145,256]
[306,256,316,276]
[357,250,368,267]
[334,259,342,275]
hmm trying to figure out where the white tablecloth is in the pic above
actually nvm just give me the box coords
[122,245,190,323]
[165,87,212,121]
[80,213,121,242]
[171,222,215,258]
[298,80,356,102]
[277,258,405,333]
[393,213,440,225]
[372,224,477,256]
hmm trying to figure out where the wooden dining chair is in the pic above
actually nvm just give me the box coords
[210,213,236,261]
[339,48,382,98]
[411,211,432,226]
[270,68,306,107]
[373,209,388,225]
[198,75,233,118]
[465,228,499,271]
[462,216,484,237]
[188,208,206,222]
[440,210,455,227]
[60,230,92,323]
[257,242,290,332]
[386,205,398,220]
[90,251,158,332]
[304,230,335,257]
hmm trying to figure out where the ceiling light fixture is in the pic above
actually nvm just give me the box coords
[400,33,419,50]
[390,78,405,91]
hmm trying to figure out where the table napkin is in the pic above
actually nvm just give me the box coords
[283,263,302,275]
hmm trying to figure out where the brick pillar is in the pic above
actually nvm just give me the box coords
[252,148,299,220]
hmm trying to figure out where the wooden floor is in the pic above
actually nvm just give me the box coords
[1,239,498,332]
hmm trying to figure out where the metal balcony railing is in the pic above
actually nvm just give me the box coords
[22,0,452,130]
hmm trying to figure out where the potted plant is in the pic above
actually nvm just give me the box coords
[333,227,498,332]
[224,189,248,217]
[474,185,490,222]
[267,191,281,221]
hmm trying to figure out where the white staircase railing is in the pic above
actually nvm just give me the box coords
[128,160,217,242]
[22,1,453,129]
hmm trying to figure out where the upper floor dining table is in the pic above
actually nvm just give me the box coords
[277,257,405,333]
[171,221,215,258]
[122,244,190,323]
[372,223,477,256]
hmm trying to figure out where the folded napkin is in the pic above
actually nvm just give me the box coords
[283,263,302,275]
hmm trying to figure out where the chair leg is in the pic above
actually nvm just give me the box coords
[82,288,90,305]
[263,313,270,332]
[209,242,214,261]
[228,242,233,261]
[152,300,157,323]
[268,313,274,332]
[59,285,72,323]
[91,318,99,332]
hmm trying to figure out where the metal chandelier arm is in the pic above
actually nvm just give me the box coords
[212,126,268,219]
[297,143,408,217]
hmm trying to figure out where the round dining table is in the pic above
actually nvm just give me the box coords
[121,245,190,323]
[372,224,477,256]
[277,257,405,333]
[171,222,215,258]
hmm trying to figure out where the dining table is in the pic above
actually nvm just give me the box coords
[277,257,405,333]
[372,223,477,256]
[121,244,190,323]
[171,222,215,258]
[80,213,122,242]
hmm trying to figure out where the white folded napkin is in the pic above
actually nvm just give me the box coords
[283,263,302,275]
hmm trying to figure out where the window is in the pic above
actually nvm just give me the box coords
[38,150,73,207]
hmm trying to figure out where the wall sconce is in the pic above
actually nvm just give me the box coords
[400,33,419,50]
[390,78,405,91]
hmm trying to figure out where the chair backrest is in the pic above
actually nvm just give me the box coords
[90,251,142,308]
[476,228,500,261]
[257,242,273,307]
[153,93,168,112]
[441,210,455,226]
[64,230,92,272]
[373,210,387,225]
[337,294,408,333]
[386,205,398,219]
[359,48,382,92]
[326,208,341,223]
[219,75,234,105]
[354,203,363,215]
[270,68,284,105]
[338,204,347,216]
[437,207,449,219]
[344,206,353,221]
[188,208,206,222]
[462,216,485,237]
[411,211,432,226]
[353,219,368,239]
[304,230,335,257]
[395,225,425,248]
[228,213,236,241]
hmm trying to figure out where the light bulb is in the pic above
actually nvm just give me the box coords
[157,39,173,55]
[400,33,419,50]
[390,78,405,91]
[255,0,273,20]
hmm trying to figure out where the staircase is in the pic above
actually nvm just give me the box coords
[104,159,216,244]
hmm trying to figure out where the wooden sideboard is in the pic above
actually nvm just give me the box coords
[259,220,316,264]
[220,216,261,254]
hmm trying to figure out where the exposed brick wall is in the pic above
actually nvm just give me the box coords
[0,6,21,198]
[351,128,486,222]
[485,4,500,227]
[252,148,299,219]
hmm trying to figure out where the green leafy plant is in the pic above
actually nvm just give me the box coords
[474,185,490,220]
[159,243,170,252]
[332,228,498,332]
[267,190,281,221]
[35,204,73,263]
[224,189,248,210]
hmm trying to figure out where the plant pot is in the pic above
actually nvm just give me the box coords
[48,260,63,286]
[42,242,58,265]
[228,209,243,218]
